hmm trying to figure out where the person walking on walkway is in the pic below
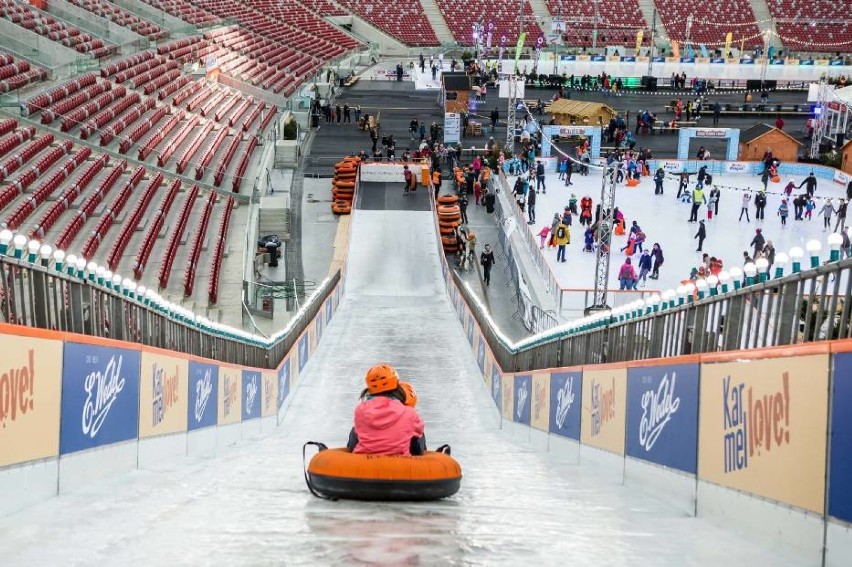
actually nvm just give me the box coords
[480,244,495,286]
[755,191,767,220]
[694,220,707,251]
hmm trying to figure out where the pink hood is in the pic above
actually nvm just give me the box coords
[352,396,424,456]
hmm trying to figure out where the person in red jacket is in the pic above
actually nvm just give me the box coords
[347,364,425,456]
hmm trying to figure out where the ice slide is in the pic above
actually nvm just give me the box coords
[0,208,800,565]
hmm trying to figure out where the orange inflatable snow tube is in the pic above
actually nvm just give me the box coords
[334,180,355,189]
[437,194,459,205]
[305,444,462,501]
[626,177,640,187]
[331,201,352,214]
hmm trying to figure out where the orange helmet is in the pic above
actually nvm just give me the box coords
[400,381,418,407]
[365,364,399,395]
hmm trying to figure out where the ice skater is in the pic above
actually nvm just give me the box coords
[694,220,706,252]
[739,192,752,222]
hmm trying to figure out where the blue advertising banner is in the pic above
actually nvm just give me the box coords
[770,59,785,65]
[829,60,844,66]
[467,314,474,346]
[626,364,699,473]
[740,58,756,65]
[324,298,333,325]
[799,60,814,66]
[477,334,486,373]
[652,56,666,63]
[829,353,852,522]
[549,371,582,439]
[298,333,309,372]
[491,364,502,409]
[514,375,531,425]
[620,56,636,62]
[277,357,291,410]
[316,310,324,342]
[60,342,141,454]
[680,57,695,63]
[187,361,218,431]
[560,55,576,61]
[242,370,261,421]
[591,55,606,62]
[710,57,725,64]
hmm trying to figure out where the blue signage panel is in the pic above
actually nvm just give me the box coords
[591,55,606,62]
[560,55,576,61]
[325,298,333,324]
[710,57,725,64]
[680,57,695,63]
[549,371,582,440]
[316,311,324,342]
[467,314,474,346]
[620,56,636,62]
[514,375,532,425]
[829,353,852,522]
[491,364,501,409]
[477,335,486,373]
[187,361,218,430]
[769,59,785,65]
[652,56,666,63]
[60,342,141,454]
[829,60,844,66]
[298,333,309,372]
[242,370,261,421]
[740,58,756,65]
[798,60,814,66]
[626,363,699,473]
[277,357,291,410]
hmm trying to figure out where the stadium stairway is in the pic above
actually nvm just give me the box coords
[419,0,456,45]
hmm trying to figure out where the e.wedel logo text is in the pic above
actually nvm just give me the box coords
[82,355,124,438]
[639,373,680,451]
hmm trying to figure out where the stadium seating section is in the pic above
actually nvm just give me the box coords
[0,0,117,58]
[766,0,852,52]
[0,51,47,93]
[435,0,543,45]
[546,0,648,47]
[654,0,763,49]
[336,0,439,46]
[65,0,167,40]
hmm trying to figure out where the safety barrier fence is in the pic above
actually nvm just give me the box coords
[0,252,340,369]
[437,201,852,563]
[0,210,347,516]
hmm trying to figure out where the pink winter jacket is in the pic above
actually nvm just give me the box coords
[352,396,424,456]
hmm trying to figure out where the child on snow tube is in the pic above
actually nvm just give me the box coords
[345,364,426,456]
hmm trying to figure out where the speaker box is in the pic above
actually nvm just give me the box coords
[641,76,657,91]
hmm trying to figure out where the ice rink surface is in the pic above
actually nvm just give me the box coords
[509,169,850,303]
[412,59,851,91]
[0,209,808,565]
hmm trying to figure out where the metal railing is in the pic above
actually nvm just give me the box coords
[0,252,340,369]
[454,258,852,373]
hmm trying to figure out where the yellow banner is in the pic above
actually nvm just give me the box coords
[581,368,627,455]
[502,374,514,419]
[138,351,188,438]
[262,371,278,418]
[698,354,829,513]
[635,30,644,53]
[0,335,63,466]
[218,366,242,425]
[531,372,550,431]
[724,32,733,57]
